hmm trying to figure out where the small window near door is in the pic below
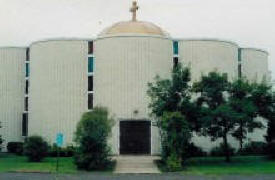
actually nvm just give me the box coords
[88,76,93,92]
[173,41,179,55]
[25,80,29,94]
[88,41,93,54]
[26,48,30,61]
[88,93,93,110]
[238,64,242,78]
[24,97,28,111]
[173,57,179,67]
[26,63,30,77]
[22,113,28,136]
[88,57,94,73]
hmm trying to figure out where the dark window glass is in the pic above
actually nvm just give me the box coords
[173,41,178,55]
[238,48,242,61]
[25,97,28,111]
[238,64,242,78]
[25,80,29,94]
[88,93,93,110]
[26,63,29,77]
[173,57,179,67]
[88,41,93,54]
[22,113,28,136]
[26,48,30,61]
[88,57,94,73]
[88,76,93,91]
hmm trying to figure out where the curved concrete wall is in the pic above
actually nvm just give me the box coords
[29,40,88,145]
[241,48,269,83]
[0,48,25,151]
[178,40,238,82]
[178,40,239,151]
[94,36,173,154]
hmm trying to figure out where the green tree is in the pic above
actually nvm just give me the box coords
[159,112,191,168]
[193,72,239,162]
[24,136,49,162]
[229,79,262,150]
[148,64,202,131]
[250,83,275,142]
[74,107,114,171]
[147,64,199,167]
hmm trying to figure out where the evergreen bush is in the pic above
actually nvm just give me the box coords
[7,142,23,155]
[24,136,48,162]
[74,107,114,171]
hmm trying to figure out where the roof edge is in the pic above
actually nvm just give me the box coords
[30,37,96,47]
[240,48,269,55]
[175,38,239,47]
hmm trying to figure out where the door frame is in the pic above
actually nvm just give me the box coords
[118,119,152,155]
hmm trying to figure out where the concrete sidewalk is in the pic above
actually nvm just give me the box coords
[113,155,161,174]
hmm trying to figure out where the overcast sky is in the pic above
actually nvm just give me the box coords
[0,0,274,79]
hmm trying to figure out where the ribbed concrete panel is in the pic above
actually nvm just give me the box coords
[29,40,88,146]
[241,48,269,83]
[179,40,238,82]
[178,40,239,151]
[0,48,25,151]
[94,36,173,154]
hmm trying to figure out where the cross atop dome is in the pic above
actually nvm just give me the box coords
[130,1,139,21]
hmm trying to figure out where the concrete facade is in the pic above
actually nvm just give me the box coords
[0,48,26,151]
[241,48,269,83]
[29,40,88,145]
[0,23,271,154]
[179,39,238,82]
[94,35,172,154]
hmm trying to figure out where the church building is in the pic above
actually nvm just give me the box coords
[0,1,271,154]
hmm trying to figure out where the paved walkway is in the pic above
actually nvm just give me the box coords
[1,173,275,180]
[113,155,161,174]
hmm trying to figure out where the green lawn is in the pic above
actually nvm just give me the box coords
[0,153,77,173]
[182,156,275,175]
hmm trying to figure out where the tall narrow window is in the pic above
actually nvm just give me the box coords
[88,41,93,54]
[173,57,179,67]
[24,97,28,111]
[26,63,30,77]
[25,80,29,94]
[173,41,179,55]
[88,93,93,110]
[88,76,93,92]
[238,48,242,62]
[22,113,28,136]
[26,48,30,61]
[238,64,242,78]
[88,57,94,73]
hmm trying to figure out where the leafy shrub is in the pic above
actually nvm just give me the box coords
[210,143,236,157]
[239,141,267,156]
[74,107,114,171]
[24,136,48,162]
[267,142,275,159]
[48,144,75,157]
[186,142,207,157]
[159,112,191,166]
[65,145,75,157]
[166,152,182,172]
[7,142,23,155]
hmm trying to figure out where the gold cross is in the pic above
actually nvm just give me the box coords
[130,1,139,21]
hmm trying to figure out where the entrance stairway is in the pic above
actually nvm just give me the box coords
[114,155,161,174]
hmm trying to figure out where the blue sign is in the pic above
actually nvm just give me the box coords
[56,133,64,147]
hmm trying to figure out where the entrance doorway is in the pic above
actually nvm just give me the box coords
[120,121,151,154]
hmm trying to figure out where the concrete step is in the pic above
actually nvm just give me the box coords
[114,155,161,174]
